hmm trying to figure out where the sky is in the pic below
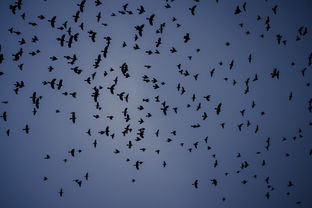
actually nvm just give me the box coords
[0,0,312,207]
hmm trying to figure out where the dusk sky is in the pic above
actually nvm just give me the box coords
[0,0,311,207]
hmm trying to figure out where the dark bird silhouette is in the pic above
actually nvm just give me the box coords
[146,14,155,26]
[192,179,199,189]
[77,0,86,12]
[272,5,278,15]
[70,112,76,123]
[183,33,190,43]
[215,103,222,115]
[134,161,143,170]
[0,112,7,121]
[59,188,63,197]
[23,124,30,134]
[84,172,89,180]
[93,139,97,148]
[211,178,218,186]
[48,16,56,28]
[271,68,280,79]
[189,5,197,15]
[161,102,169,115]
[135,24,145,37]
[137,5,145,14]
[234,6,241,14]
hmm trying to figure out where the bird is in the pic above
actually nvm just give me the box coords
[22,124,30,134]
[59,188,63,197]
[70,112,76,123]
[192,179,199,189]
[211,179,218,186]
[189,5,197,15]
[0,112,7,121]
[215,103,222,115]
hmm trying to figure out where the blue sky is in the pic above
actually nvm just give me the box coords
[0,0,311,207]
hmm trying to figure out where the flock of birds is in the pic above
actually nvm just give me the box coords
[0,0,311,207]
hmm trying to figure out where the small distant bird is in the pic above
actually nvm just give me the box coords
[192,179,199,188]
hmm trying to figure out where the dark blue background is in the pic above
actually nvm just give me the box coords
[0,0,311,207]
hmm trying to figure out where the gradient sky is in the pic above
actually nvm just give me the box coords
[0,0,312,208]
